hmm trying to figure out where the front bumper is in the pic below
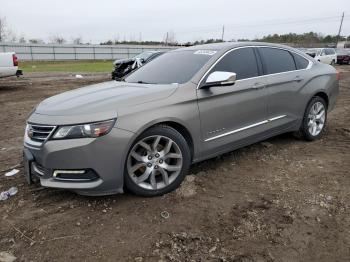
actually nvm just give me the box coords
[23,127,135,196]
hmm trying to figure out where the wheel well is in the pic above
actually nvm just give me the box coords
[313,92,329,108]
[151,121,194,160]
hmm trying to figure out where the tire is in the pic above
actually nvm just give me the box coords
[331,60,335,65]
[124,125,191,196]
[300,96,327,141]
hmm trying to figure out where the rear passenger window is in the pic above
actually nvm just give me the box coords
[210,47,259,80]
[292,53,309,70]
[259,47,296,74]
[325,49,335,55]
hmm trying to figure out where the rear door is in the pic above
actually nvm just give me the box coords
[197,47,270,155]
[258,47,311,128]
[319,49,329,64]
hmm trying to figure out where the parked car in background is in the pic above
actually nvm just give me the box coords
[24,42,339,197]
[305,48,337,65]
[0,52,22,78]
[111,51,164,80]
[336,49,350,65]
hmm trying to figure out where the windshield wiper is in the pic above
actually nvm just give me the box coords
[136,80,152,84]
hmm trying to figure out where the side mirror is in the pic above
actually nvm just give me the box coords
[202,71,236,88]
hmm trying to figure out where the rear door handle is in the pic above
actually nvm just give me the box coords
[294,76,303,82]
[252,82,266,89]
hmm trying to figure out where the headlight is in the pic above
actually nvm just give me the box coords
[52,119,115,139]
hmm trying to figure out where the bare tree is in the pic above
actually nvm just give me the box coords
[18,35,26,43]
[0,16,7,42]
[49,35,66,44]
[72,36,82,44]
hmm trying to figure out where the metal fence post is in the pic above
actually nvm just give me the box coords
[74,46,77,60]
[110,47,113,60]
[93,47,96,60]
[30,45,33,61]
[53,46,56,60]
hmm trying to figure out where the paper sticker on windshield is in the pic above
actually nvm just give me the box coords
[194,50,217,56]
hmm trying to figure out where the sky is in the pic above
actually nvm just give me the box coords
[1,0,349,43]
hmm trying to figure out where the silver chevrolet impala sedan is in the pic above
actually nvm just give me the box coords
[24,42,339,196]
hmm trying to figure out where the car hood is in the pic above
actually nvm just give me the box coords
[30,81,178,125]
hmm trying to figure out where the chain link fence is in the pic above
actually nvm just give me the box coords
[0,43,176,61]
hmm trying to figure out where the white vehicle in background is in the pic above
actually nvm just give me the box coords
[305,48,337,65]
[0,52,22,78]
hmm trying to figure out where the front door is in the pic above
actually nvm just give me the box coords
[197,47,269,156]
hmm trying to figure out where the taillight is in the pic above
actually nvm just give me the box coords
[336,71,341,81]
[12,54,18,66]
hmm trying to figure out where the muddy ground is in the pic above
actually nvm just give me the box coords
[0,68,349,262]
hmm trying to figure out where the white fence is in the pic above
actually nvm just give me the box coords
[0,43,176,61]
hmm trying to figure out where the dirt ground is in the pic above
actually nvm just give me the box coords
[0,68,349,262]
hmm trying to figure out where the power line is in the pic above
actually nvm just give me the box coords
[174,15,347,35]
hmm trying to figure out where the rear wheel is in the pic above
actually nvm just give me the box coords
[331,60,335,65]
[300,96,327,141]
[124,125,191,196]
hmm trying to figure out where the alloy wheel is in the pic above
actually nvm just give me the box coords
[307,101,325,136]
[127,135,183,190]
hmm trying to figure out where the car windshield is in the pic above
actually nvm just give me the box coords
[134,51,156,60]
[125,50,214,84]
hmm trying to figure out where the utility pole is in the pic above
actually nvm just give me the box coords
[165,32,169,46]
[0,19,2,42]
[221,25,225,42]
[336,12,344,47]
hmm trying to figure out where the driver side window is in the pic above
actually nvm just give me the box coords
[209,47,259,80]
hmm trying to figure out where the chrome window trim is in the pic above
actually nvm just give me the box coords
[196,45,313,89]
[204,115,287,142]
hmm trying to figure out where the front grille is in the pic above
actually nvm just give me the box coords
[28,124,55,142]
[25,124,56,147]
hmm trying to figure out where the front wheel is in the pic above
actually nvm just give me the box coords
[124,125,191,196]
[300,96,327,141]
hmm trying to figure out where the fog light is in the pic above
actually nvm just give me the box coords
[52,169,99,182]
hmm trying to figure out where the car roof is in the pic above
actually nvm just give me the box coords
[174,42,300,53]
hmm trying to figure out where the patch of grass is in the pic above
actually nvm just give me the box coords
[20,60,114,73]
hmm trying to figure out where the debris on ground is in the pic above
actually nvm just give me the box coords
[0,187,18,201]
[4,169,19,177]
[0,251,16,262]
[160,211,170,219]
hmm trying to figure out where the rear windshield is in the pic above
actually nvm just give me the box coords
[125,50,214,84]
